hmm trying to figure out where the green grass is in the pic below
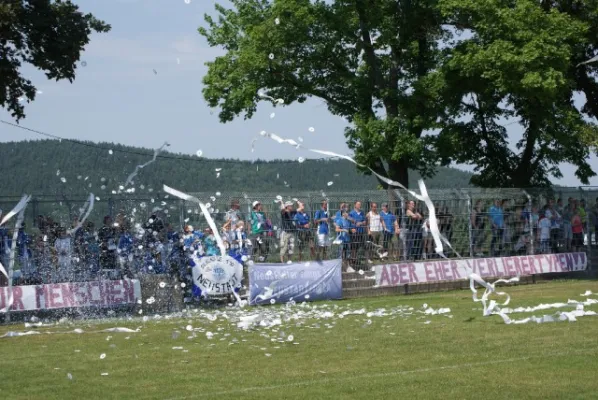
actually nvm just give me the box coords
[1,280,598,400]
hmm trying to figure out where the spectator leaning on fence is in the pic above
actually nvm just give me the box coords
[544,198,561,253]
[314,200,330,259]
[538,209,551,253]
[571,206,584,252]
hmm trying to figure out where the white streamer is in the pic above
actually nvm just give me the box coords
[578,55,598,67]
[0,195,31,227]
[124,142,170,187]
[68,193,95,235]
[163,185,226,256]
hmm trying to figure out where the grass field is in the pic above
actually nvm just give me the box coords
[1,280,598,400]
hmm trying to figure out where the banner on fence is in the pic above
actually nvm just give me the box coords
[375,252,588,288]
[0,279,142,312]
[249,259,342,305]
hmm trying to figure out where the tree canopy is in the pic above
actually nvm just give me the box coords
[0,0,110,120]
[199,0,598,188]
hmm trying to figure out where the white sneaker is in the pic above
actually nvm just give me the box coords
[346,267,356,273]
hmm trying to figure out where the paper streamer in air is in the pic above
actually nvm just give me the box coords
[0,195,31,227]
[261,132,451,256]
[68,193,95,235]
[1,195,30,313]
[124,142,170,187]
[578,55,598,67]
[162,185,226,256]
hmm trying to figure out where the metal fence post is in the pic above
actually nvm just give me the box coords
[523,190,534,255]
[465,192,474,258]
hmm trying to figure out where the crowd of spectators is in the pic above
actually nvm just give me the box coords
[0,195,593,287]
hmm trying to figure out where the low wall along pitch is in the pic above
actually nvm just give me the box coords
[375,252,588,288]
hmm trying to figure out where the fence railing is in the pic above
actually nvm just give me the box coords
[2,187,597,275]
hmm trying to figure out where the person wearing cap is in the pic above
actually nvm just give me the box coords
[293,201,314,261]
[279,200,297,263]
[250,201,269,261]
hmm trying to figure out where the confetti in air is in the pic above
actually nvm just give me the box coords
[196,150,203,157]
[308,127,315,132]
[327,181,333,186]
[270,113,276,119]
[275,18,280,25]
[298,157,305,163]
[123,142,170,187]
[81,61,87,67]
[108,149,113,155]
[268,53,275,60]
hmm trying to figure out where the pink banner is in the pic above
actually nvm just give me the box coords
[0,279,141,312]
[375,252,587,288]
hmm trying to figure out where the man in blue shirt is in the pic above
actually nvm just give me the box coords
[293,201,313,261]
[335,210,353,271]
[381,203,399,260]
[314,200,330,259]
[488,199,504,256]
[348,201,366,266]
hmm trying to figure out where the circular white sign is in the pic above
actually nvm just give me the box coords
[191,255,243,296]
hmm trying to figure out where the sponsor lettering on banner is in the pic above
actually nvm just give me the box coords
[375,252,587,288]
[192,255,243,296]
[0,279,142,312]
[249,259,342,305]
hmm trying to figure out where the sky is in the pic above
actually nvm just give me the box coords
[1,0,597,188]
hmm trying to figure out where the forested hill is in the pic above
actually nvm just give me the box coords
[0,139,473,195]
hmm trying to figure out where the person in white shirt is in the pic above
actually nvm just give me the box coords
[54,227,72,282]
[366,203,384,263]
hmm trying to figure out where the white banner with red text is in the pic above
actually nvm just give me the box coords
[0,279,142,312]
[375,252,587,287]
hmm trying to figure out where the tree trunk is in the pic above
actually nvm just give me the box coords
[388,158,409,188]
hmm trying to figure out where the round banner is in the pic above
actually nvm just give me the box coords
[191,255,243,296]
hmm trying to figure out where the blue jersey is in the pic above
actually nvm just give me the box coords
[294,211,310,230]
[337,218,352,243]
[381,211,396,233]
[314,209,329,234]
[349,210,365,233]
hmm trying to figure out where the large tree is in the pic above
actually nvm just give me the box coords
[200,0,598,188]
[0,0,110,121]
[435,0,598,187]
[199,0,446,188]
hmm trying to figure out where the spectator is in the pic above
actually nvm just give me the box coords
[538,208,551,253]
[571,206,584,252]
[54,226,72,282]
[229,221,251,258]
[0,209,10,269]
[366,202,383,263]
[314,200,330,259]
[561,198,574,252]
[279,200,296,263]
[405,200,423,260]
[249,201,270,262]
[223,199,244,244]
[98,215,117,270]
[117,222,134,278]
[348,201,366,266]
[203,228,220,257]
[16,223,34,281]
[294,201,314,261]
[471,200,486,257]
[380,203,399,260]
[544,198,561,253]
[488,199,504,257]
[334,210,353,272]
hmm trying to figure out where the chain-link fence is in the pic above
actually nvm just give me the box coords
[2,186,595,274]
